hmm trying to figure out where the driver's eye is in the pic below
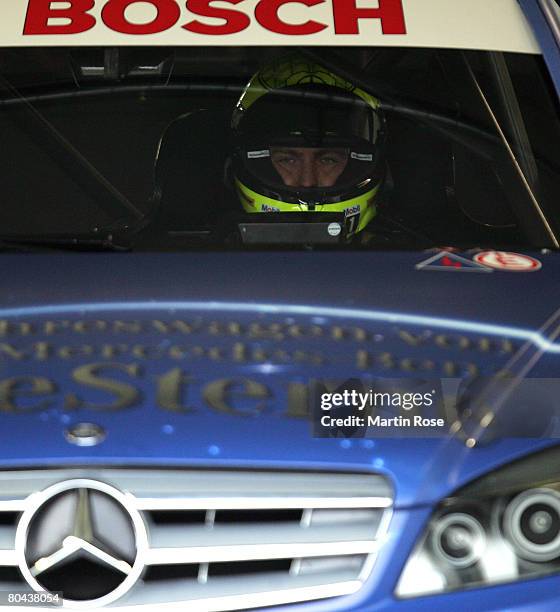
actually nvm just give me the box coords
[274,155,297,165]
[319,154,346,166]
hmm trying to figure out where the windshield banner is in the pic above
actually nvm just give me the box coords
[0,0,540,53]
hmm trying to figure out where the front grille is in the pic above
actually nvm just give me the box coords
[0,469,392,610]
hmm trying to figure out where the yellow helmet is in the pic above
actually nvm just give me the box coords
[231,56,386,237]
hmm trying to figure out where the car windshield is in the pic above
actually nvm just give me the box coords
[1,46,559,250]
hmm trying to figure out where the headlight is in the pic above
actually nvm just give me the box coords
[396,445,560,598]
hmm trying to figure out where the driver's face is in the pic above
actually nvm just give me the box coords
[270,147,348,188]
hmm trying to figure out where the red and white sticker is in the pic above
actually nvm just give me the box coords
[473,251,542,272]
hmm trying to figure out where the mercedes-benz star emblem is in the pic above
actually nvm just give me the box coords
[15,479,148,608]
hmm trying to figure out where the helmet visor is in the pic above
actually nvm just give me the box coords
[239,84,380,145]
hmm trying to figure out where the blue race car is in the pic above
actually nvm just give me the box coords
[1,0,560,610]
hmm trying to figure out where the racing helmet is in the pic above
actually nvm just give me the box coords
[231,56,386,236]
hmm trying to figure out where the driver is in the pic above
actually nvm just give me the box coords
[230,56,388,241]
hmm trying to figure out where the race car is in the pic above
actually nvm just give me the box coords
[0,0,560,610]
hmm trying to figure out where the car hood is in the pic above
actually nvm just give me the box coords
[0,250,558,508]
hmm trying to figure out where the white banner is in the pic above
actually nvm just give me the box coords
[0,0,540,53]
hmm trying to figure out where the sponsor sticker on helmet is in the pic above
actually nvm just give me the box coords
[328,222,342,237]
[351,152,373,162]
[350,151,373,161]
[344,206,361,235]
[344,205,361,217]
[247,150,270,159]
[473,251,542,272]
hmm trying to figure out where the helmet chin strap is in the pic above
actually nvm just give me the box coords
[295,200,319,211]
